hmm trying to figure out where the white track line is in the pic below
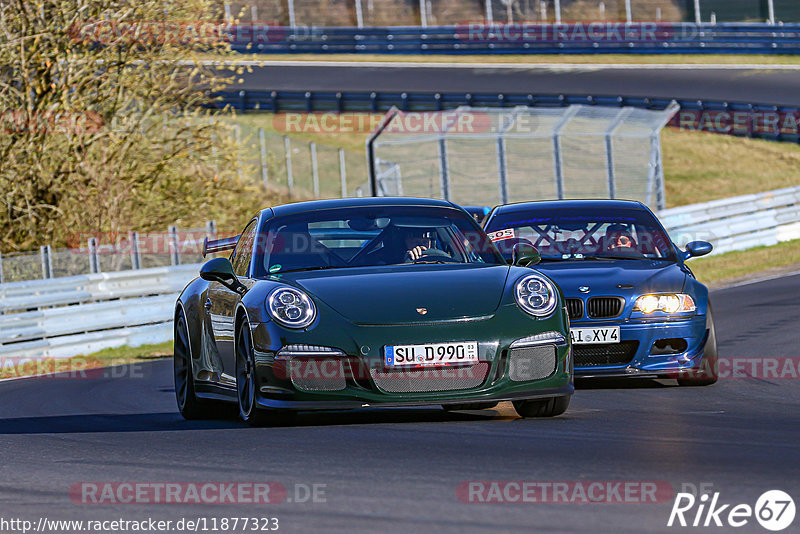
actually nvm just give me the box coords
[196,59,800,71]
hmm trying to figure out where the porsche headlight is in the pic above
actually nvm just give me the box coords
[515,274,558,317]
[634,294,696,314]
[267,287,316,328]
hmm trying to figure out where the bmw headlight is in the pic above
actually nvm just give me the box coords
[515,274,558,317]
[267,287,316,328]
[634,294,696,314]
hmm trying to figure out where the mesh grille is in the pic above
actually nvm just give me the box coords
[369,363,489,393]
[566,298,584,321]
[587,297,624,319]
[289,358,346,391]
[574,341,639,367]
[508,346,557,381]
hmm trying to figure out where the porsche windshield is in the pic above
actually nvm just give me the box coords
[486,207,677,262]
[253,206,505,276]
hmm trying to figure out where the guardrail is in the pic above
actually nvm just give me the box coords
[0,265,199,362]
[227,23,800,54]
[214,90,800,144]
[3,185,799,362]
[661,185,800,255]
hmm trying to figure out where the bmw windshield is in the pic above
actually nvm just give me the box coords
[253,206,505,277]
[486,207,677,263]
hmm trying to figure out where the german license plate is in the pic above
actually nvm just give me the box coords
[384,341,479,368]
[570,327,620,345]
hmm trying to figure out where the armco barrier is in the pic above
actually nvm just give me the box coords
[0,265,199,362]
[2,186,799,362]
[213,90,800,144]
[661,185,800,255]
[225,23,800,55]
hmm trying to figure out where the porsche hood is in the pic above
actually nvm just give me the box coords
[289,265,512,325]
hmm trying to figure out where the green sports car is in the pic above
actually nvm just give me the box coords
[174,197,573,425]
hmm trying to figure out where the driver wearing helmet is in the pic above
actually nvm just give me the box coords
[605,224,637,252]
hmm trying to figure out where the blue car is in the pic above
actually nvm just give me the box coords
[482,199,718,386]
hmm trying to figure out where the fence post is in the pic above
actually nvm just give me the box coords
[539,1,547,21]
[288,0,297,28]
[234,124,243,182]
[40,245,53,279]
[693,0,701,25]
[554,0,561,23]
[88,237,100,274]
[284,135,294,195]
[767,0,775,24]
[604,108,633,200]
[206,220,217,239]
[0,251,3,284]
[130,231,142,269]
[438,138,450,200]
[484,0,493,24]
[551,106,579,200]
[355,0,364,27]
[419,0,427,26]
[258,128,269,187]
[496,135,509,205]
[168,226,180,266]
[309,142,320,198]
[625,0,632,22]
[339,148,347,197]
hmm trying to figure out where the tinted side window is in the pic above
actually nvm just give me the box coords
[231,219,257,277]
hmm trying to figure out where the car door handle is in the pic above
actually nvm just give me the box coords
[204,298,212,311]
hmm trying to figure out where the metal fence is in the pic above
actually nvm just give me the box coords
[225,0,800,27]
[217,91,800,145]
[225,22,800,54]
[233,120,364,198]
[0,224,212,284]
[363,104,678,210]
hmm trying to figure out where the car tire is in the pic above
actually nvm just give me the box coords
[513,395,570,418]
[678,308,719,387]
[174,308,207,420]
[442,402,499,411]
[236,319,295,427]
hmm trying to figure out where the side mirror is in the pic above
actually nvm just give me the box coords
[200,258,245,293]
[684,241,713,260]
[513,243,541,267]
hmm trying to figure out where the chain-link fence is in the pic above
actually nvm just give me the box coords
[0,226,212,284]
[222,0,800,26]
[231,117,362,199]
[364,104,678,210]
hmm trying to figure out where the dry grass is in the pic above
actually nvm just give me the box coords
[689,239,800,287]
[661,129,800,208]
[0,342,173,380]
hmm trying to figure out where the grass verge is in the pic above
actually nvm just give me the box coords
[661,129,800,208]
[0,341,172,381]
[689,239,800,288]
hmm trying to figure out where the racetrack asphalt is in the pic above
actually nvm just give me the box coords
[229,63,800,107]
[0,271,798,533]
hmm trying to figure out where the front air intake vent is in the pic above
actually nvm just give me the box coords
[586,297,624,319]
[508,346,557,381]
[565,298,584,321]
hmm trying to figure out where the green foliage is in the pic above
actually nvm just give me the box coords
[0,0,278,251]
